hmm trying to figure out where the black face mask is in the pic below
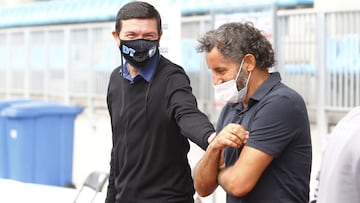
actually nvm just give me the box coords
[120,39,159,69]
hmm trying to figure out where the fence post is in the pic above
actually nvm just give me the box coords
[5,32,11,98]
[316,11,328,153]
[64,28,71,104]
[87,27,95,132]
[44,30,50,101]
[24,30,30,98]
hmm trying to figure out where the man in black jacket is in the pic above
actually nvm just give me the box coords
[106,2,247,203]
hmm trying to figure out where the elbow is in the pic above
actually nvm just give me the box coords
[193,168,218,197]
[226,181,253,197]
[195,183,216,197]
[196,190,211,197]
[230,187,251,197]
[194,175,218,197]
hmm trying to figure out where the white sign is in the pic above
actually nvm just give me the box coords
[149,1,182,65]
[213,5,276,45]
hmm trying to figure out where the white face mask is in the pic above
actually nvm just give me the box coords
[213,59,251,103]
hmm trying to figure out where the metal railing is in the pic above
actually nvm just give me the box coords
[1,8,359,136]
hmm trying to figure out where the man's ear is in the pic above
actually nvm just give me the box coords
[112,31,121,47]
[158,31,163,47]
[112,31,118,40]
[243,54,256,72]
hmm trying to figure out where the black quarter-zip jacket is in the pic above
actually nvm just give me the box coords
[106,55,215,203]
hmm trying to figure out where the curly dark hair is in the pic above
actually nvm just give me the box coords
[197,22,275,69]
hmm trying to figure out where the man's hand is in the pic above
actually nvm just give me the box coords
[210,123,249,150]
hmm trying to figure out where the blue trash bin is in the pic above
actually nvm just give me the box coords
[1,101,83,186]
[0,99,32,179]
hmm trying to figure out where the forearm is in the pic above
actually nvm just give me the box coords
[168,79,215,150]
[178,112,215,150]
[217,166,246,197]
[194,123,250,197]
[194,144,222,197]
[217,146,272,197]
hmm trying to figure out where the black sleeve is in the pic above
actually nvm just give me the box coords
[105,67,119,203]
[105,149,116,203]
[166,69,215,150]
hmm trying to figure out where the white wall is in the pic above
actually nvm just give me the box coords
[0,0,34,6]
[315,0,360,11]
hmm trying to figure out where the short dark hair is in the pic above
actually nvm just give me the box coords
[197,22,275,69]
[115,1,162,36]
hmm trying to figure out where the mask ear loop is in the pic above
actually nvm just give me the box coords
[120,51,124,76]
[235,58,245,80]
[244,71,252,87]
[119,35,124,76]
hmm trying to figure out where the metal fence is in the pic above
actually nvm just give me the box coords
[276,9,360,146]
[0,23,118,113]
[1,8,360,135]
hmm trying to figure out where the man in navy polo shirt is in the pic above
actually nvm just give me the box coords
[194,22,312,203]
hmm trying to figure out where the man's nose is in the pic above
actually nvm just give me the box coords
[213,76,223,85]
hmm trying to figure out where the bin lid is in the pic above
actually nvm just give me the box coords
[1,101,83,118]
[0,99,32,110]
